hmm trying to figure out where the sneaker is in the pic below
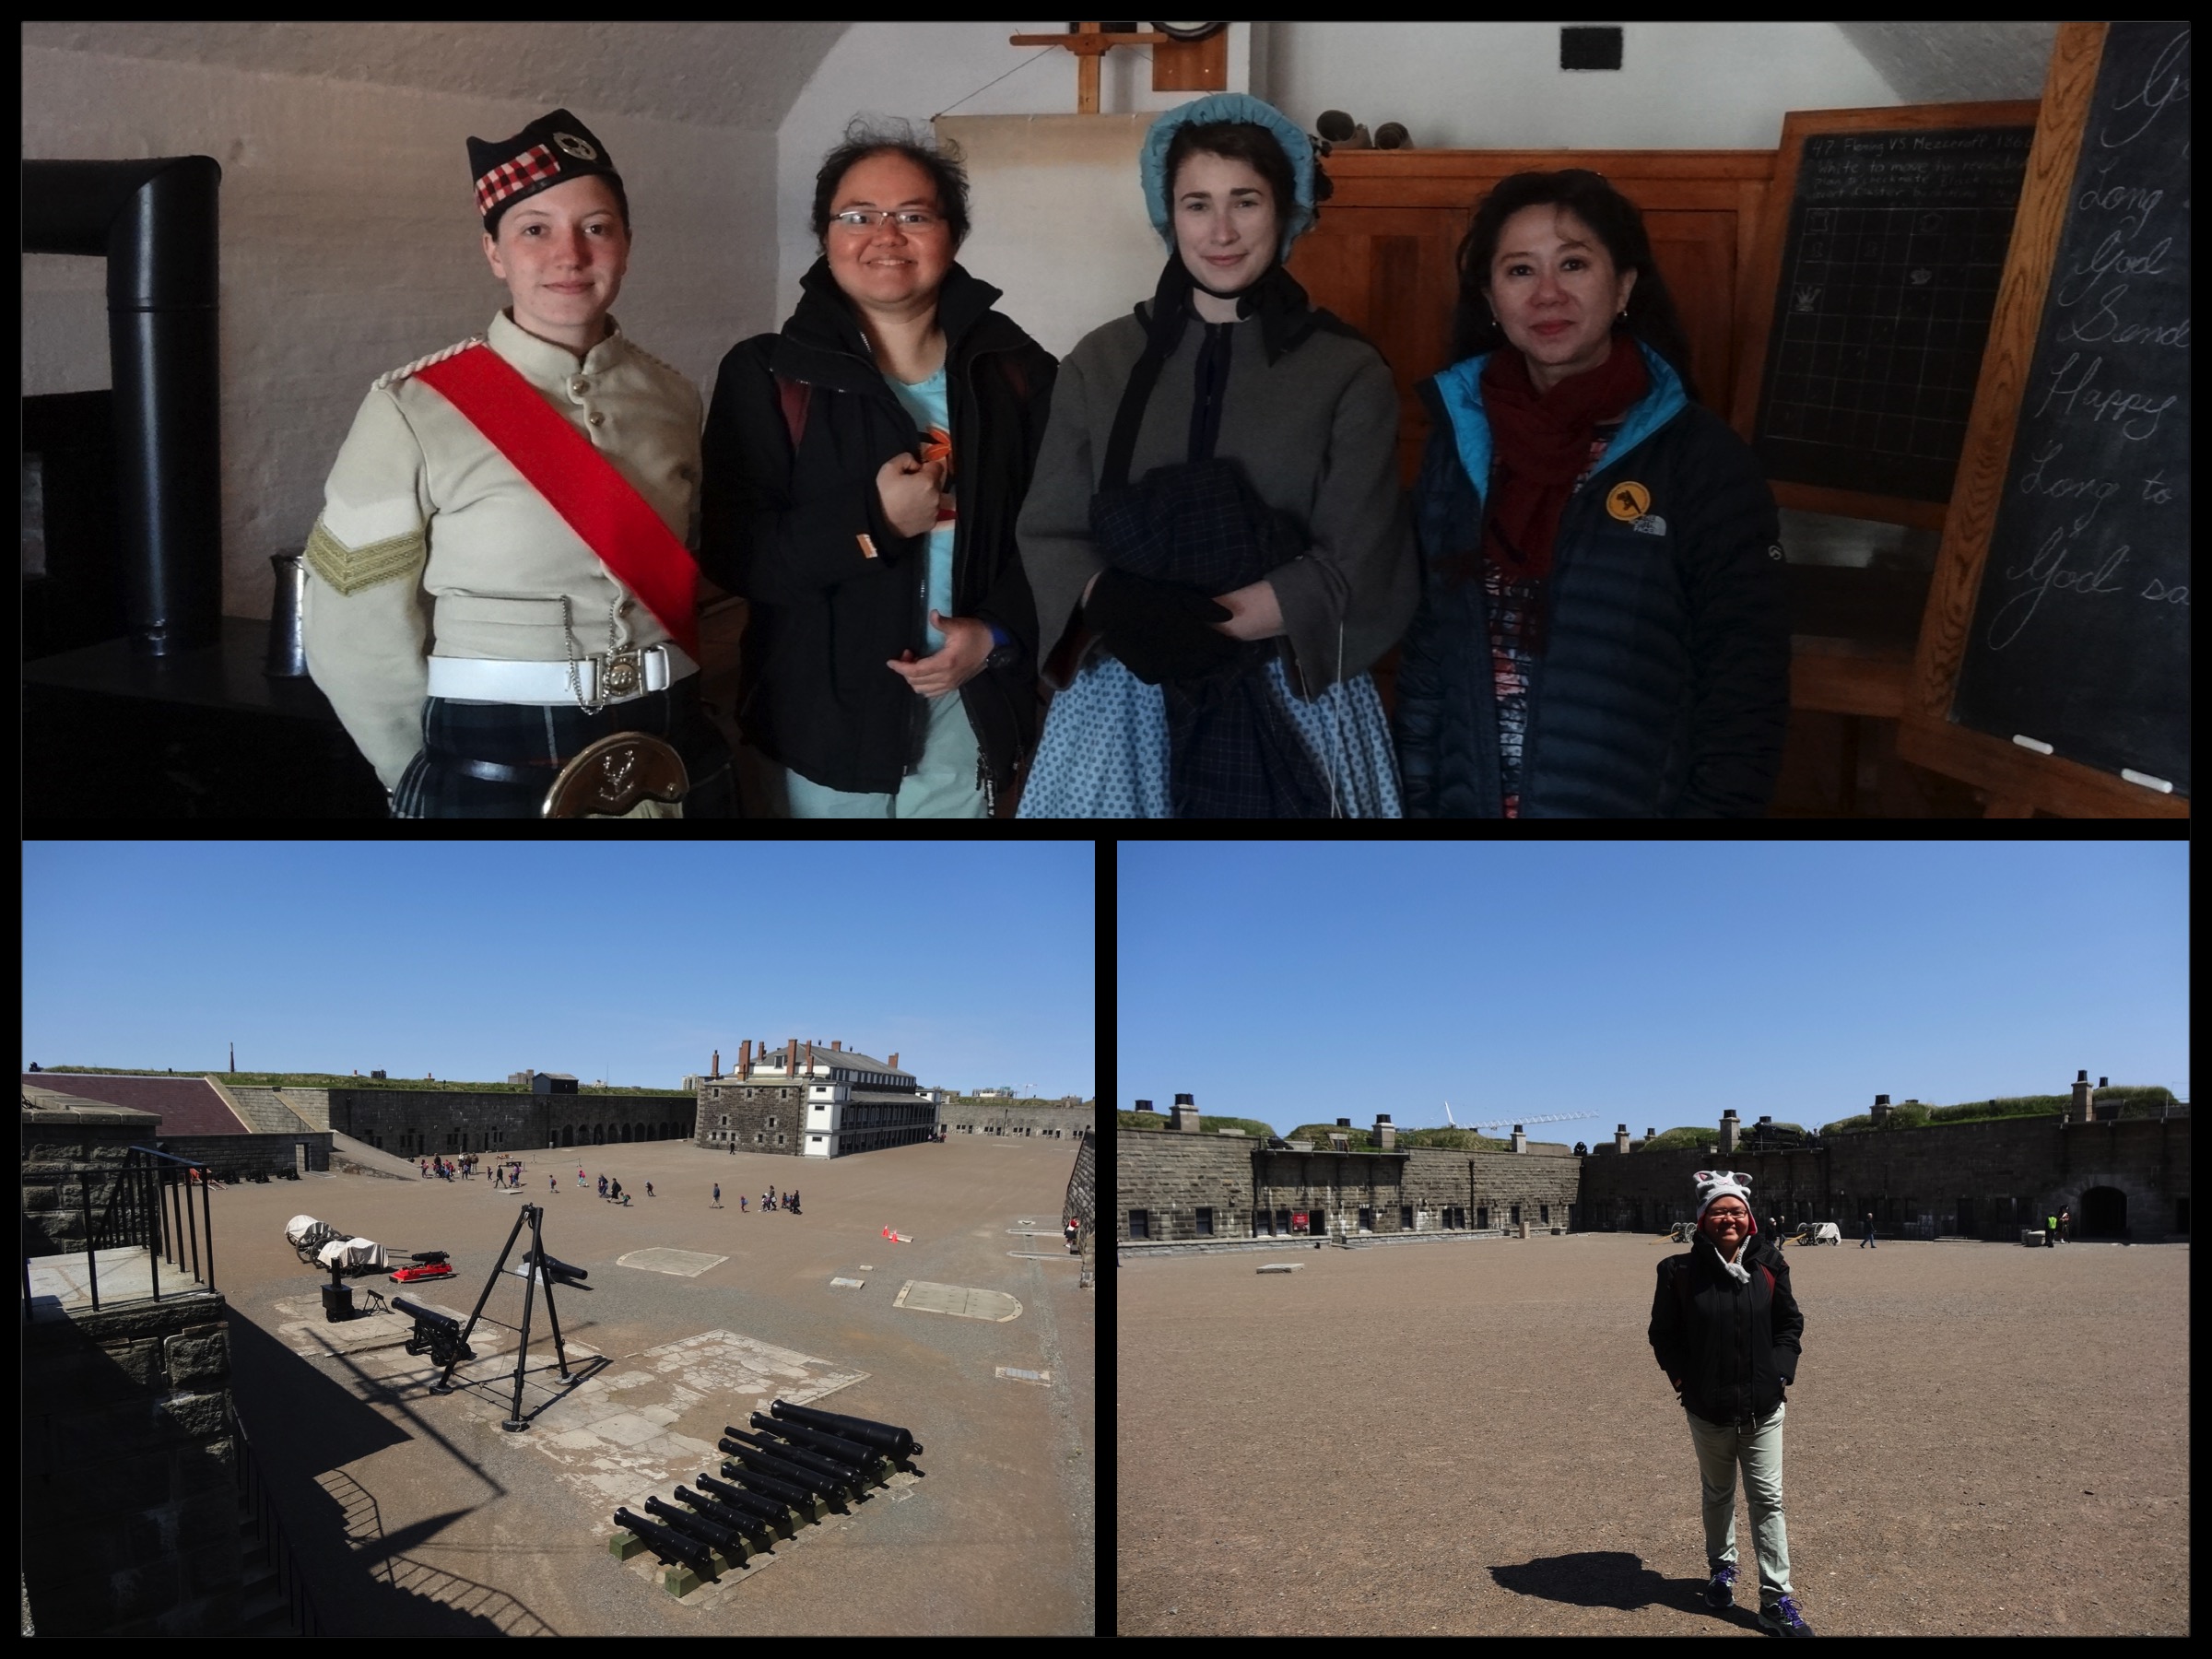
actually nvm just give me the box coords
[1759,1595,1814,1636]
[1703,1563,1737,1609]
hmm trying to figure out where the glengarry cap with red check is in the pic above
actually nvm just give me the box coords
[466,108,622,233]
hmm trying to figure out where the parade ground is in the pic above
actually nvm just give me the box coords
[1118,1231,2187,1636]
[206,1135,1091,1634]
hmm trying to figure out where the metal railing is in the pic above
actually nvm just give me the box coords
[229,1399,323,1635]
[20,1144,217,1319]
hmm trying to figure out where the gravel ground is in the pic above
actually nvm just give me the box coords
[1118,1233,2187,1636]
[204,1136,1091,1633]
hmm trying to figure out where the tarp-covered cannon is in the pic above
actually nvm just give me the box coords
[286,1214,387,1272]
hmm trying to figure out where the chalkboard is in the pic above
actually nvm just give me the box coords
[1944,22,2190,798]
[1750,120,2035,504]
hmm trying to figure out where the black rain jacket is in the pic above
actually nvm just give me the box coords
[1648,1230,1805,1428]
[700,259,1056,800]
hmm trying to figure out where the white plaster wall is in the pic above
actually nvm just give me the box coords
[1262,22,1900,150]
[773,24,1254,330]
[23,44,777,620]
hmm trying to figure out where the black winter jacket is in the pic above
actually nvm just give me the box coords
[1393,342,1791,817]
[1649,1231,1806,1428]
[700,260,1056,799]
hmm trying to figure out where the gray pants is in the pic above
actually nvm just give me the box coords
[1686,1404,1793,1602]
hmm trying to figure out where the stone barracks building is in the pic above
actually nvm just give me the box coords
[694,1039,935,1159]
[1120,1073,2191,1248]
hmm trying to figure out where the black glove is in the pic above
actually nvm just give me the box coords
[1083,566,1240,686]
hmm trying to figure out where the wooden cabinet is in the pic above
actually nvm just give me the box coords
[1288,149,1775,481]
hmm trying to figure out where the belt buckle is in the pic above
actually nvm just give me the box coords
[599,647,643,700]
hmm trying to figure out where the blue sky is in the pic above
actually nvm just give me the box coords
[1120,843,2187,1138]
[22,843,1093,1097]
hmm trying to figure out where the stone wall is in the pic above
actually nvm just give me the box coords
[20,1294,242,1635]
[152,1133,332,1181]
[327,1088,694,1157]
[694,1078,807,1155]
[1115,1135,1587,1242]
[20,1111,152,1254]
[938,1102,1093,1141]
[1577,1114,2192,1240]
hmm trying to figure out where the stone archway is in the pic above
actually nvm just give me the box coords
[560,1124,573,1147]
[2078,1185,2126,1239]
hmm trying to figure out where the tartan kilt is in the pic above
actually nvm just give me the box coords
[391,678,737,818]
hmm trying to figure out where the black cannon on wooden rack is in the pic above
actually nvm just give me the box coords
[642,1494,757,1566]
[749,1412,886,1474]
[725,1425,870,1490]
[674,1485,777,1549]
[715,1457,828,1522]
[612,1508,717,1575]
[718,1433,858,1501]
[695,1470,799,1536]
[770,1397,922,1458]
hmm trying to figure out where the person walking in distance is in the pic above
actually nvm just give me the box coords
[712,1182,721,1209]
[1650,1171,1813,1637]
[2059,1207,2072,1244]
[740,1194,747,1213]
[2046,1210,2059,1248]
[1860,1211,1876,1250]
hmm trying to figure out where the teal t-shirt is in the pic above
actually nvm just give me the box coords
[883,367,956,652]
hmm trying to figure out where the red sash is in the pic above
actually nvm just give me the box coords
[416,343,699,658]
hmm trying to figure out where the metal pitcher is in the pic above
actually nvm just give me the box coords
[265,550,308,677]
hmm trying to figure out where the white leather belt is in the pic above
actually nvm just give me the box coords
[427,643,697,706]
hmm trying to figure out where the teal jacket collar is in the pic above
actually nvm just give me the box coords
[1429,337,1688,499]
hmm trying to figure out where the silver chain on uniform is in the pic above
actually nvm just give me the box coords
[560,595,620,716]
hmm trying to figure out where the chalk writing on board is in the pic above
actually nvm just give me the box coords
[1949,22,2191,794]
[1754,125,2035,500]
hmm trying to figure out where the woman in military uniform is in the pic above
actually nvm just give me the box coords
[303,109,735,817]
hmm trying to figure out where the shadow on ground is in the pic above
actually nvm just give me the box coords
[1490,1550,1755,1627]
[228,1306,555,1633]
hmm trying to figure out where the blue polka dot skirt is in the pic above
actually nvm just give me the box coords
[1017,653,1403,818]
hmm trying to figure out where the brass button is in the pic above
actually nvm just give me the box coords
[587,410,604,427]
[570,377,588,394]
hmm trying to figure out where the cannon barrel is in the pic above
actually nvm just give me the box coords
[716,1458,820,1513]
[390,1297,456,1329]
[675,1485,776,1547]
[771,1398,919,1457]
[725,1433,863,1495]
[644,1494,752,1561]
[717,1436,851,1500]
[613,1508,713,1571]
[524,1248,588,1281]
[696,1471,798,1534]
[750,1413,880,1468]
[723,1430,860,1498]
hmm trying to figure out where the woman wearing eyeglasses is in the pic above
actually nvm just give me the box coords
[700,123,1054,817]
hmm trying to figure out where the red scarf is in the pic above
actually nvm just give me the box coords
[1478,330,1649,583]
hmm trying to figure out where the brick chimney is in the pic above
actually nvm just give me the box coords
[833,1040,841,1051]
[1511,1124,1526,1154]
[739,1039,751,1077]
[1870,1093,1891,1125]
[1720,1109,1740,1153]
[1171,1092,1200,1133]
[805,1041,814,1077]
[1374,1112,1396,1151]
[889,1053,899,1071]
[1616,1124,1631,1154]
[712,1049,721,1078]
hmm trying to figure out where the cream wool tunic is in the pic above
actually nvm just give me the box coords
[302,311,702,790]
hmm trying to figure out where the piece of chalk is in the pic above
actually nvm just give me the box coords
[2119,769,2173,794]
[2011,735,2054,755]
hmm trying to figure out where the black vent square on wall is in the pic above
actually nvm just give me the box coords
[1561,26,1624,71]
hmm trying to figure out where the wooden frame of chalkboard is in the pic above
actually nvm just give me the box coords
[1899,22,2189,818]
[1732,100,2041,531]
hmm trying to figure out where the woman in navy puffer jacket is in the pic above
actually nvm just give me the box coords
[1393,170,1790,818]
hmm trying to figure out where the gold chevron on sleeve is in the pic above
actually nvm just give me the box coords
[303,518,427,595]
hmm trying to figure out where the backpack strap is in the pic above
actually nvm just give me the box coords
[774,375,812,453]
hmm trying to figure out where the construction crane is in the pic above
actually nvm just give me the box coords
[1441,1100,1602,1133]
